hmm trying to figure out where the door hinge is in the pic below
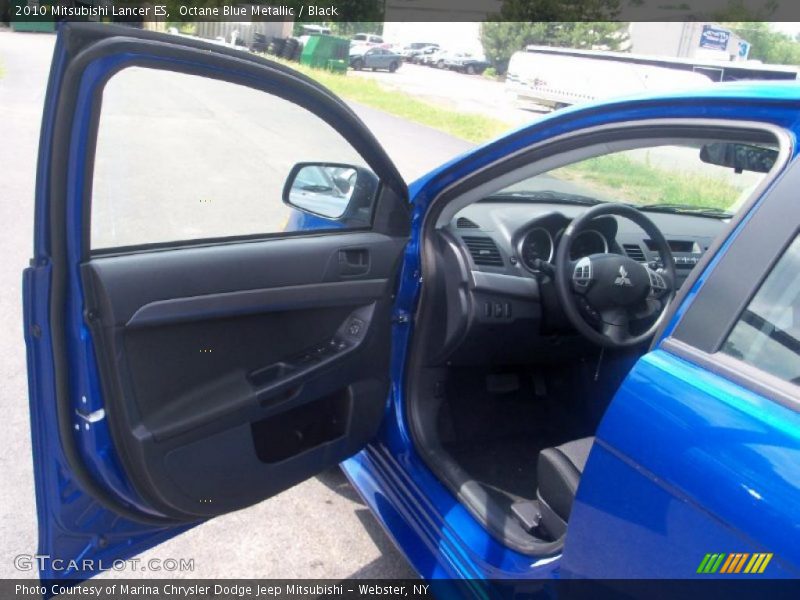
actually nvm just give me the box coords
[392,312,410,325]
[75,407,106,430]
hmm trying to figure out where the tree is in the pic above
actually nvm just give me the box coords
[724,22,800,65]
[479,0,626,71]
[481,22,628,73]
[711,0,778,21]
[490,0,622,21]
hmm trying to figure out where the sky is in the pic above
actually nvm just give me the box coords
[771,22,800,37]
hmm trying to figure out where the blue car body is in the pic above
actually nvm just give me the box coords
[23,23,800,591]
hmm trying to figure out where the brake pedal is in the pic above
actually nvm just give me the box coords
[533,372,547,398]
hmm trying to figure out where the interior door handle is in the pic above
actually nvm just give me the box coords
[338,248,370,276]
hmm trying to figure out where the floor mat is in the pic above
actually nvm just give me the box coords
[444,437,544,503]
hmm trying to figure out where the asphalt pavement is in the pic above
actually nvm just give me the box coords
[0,28,473,580]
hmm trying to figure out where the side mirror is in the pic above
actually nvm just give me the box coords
[699,142,778,174]
[283,163,379,222]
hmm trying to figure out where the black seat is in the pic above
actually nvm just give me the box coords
[536,437,595,539]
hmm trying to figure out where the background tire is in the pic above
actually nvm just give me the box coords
[389,61,398,72]
[280,38,298,60]
[268,38,286,56]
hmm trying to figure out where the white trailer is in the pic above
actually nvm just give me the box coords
[506,46,797,111]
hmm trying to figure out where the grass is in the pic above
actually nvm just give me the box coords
[267,57,510,144]
[553,153,745,211]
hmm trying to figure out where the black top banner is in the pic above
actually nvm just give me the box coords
[6,0,800,23]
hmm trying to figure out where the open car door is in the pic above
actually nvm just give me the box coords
[562,155,800,579]
[23,23,409,580]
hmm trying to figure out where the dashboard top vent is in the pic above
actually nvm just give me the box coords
[462,235,504,267]
[456,217,480,229]
[623,243,647,262]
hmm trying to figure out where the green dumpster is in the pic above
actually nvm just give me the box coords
[300,35,350,72]
[326,59,347,74]
[11,1,57,33]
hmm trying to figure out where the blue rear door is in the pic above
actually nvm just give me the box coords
[563,147,800,578]
[23,23,409,582]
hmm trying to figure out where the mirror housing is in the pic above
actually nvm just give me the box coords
[699,142,778,174]
[283,162,379,223]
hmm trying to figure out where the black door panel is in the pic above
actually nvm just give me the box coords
[81,233,405,518]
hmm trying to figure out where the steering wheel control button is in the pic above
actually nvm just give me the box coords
[647,269,668,294]
[572,257,593,288]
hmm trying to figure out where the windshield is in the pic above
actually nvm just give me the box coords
[494,142,777,217]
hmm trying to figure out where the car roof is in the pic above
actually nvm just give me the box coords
[522,81,800,130]
[626,80,800,103]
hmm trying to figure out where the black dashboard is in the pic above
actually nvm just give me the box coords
[424,201,727,366]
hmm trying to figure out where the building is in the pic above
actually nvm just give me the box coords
[629,22,751,62]
[195,21,293,48]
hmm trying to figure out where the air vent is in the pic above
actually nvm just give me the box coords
[456,217,480,229]
[462,236,503,267]
[623,243,646,262]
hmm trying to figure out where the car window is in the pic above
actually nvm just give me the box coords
[721,235,800,385]
[91,67,372,249]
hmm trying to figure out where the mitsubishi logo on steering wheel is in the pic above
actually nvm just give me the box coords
[614,265,632,287]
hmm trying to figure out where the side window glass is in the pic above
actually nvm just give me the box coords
[91,67,376,250]
[722,235,800,384]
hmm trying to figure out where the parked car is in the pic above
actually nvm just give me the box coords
[411,44,440,64]
[350,32,384,47]
[349,46,402,72]
[401,42,439,61]
[444,52,490,75]
[300,24,331,36]
[422,48,449,68]
[25,23,800,593]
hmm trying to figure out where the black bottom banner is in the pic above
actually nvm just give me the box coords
[4,579,800,600]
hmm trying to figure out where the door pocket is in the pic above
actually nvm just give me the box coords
[251,389,350,463]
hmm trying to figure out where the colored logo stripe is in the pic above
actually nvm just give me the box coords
[745,553,773,574]
[697,554,725,573]
[698,553,773,574]
[720,553,748,573]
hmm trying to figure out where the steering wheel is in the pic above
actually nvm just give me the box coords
[554,203,676,348]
